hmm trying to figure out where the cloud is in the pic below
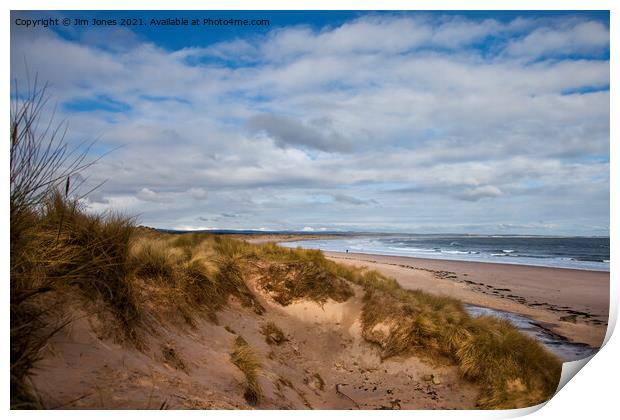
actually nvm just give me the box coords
[187,188,208,200]
[10,12,609,234]
[454,185,503,202]
[173,225,213,231]
[331,193,378,205]
[506,20,609,57]
[496,222,558,231]
[136,187,169,203]
[247,114,352,152]
[136,187,207,203]
[213,15,518,63]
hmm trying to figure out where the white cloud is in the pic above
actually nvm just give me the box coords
[173,225,213,231]
[10,12,609,234]
[136,187,169,203]
[506,20,609,57]
[455,185,503,202]
[187,188,208,200]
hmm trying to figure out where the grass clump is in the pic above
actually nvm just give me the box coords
[230,336,262,406]
[10,295,59,409]
[215,254,264,314]
[456,315,560,408]
[258,262,352,306]
[256,244,353,306]
[351,268,562,409]
[260,322,287,345]
[130,239,177,280]
[129,235,263,324]
[41,194,140,339]
[161,343,186,371]
[12,192,142,345]
[172,232,210,250]
[10,80,139,407]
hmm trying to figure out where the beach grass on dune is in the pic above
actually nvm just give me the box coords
[11,191,140,406]
[260,321,287,345]
[221,239,562,409]
[258,260,354,306]
[355,271,561,408]
[230,335,262,406]
[11,195,562,410]
[130,232,272,328]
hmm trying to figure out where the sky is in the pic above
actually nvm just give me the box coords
[10,10,610,235]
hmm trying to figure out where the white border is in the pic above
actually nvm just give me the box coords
[3,1,616,419]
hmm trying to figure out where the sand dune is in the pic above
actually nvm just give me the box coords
[32,277,478,409]
[325,251,609,347]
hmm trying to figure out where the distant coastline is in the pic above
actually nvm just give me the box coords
[153,227,610,239]
[266,234,610,272]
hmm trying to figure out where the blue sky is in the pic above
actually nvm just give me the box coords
[11,10,610,234]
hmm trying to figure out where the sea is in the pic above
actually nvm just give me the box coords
[280,235,610,272]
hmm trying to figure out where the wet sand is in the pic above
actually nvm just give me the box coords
[324,251,609,348]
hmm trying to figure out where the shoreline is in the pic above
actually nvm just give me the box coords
[325,250,609,273]
[247,234,610,273]
[323,251,609,348]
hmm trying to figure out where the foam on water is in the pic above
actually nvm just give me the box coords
[280,235,610,271]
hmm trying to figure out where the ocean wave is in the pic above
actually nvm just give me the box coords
[278,238,609,271]
[387,246,438,253]
[571,257,609,263]
[492,249,516,254]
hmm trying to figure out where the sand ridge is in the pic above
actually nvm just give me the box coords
[325,251,609,347]
[30,276,479,409]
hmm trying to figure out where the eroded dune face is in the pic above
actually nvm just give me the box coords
[32,279,479,410]
[18,232,560,410]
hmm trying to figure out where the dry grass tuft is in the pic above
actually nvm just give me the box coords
[215,254,265,315]
[11,157,141,405]
[42,195,140,339]
[260,322,287,345]
[10,294,64,409]
[129,235,264,324]
[351,268,562,409]
[10,80,139,407]
[172,232,210,250]
[230,336,262,406]
[454,315,561,409]
[130,239,177,281]
[254,247,354,306]
[161,343,186,371]
[11,192,142,348]
[259,261,353,306]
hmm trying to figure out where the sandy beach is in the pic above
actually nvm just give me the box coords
[324,251,609,348]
